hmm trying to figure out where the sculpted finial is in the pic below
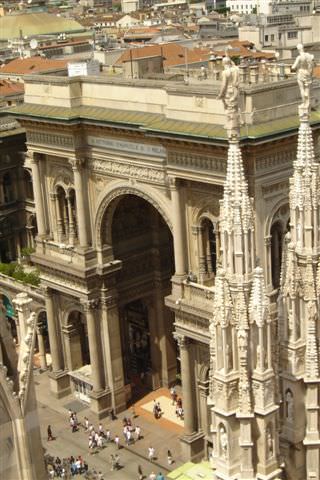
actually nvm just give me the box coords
[218,56,240,140]
[291,43,314,120]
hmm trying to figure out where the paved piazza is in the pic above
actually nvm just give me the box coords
[36,371,184,479]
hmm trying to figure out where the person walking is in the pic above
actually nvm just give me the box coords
[115,434,120,449]
[97,434,103,449]
[170,386,176,405]
[156,473,165,480]
[135,425,141,441]
[126,428,132,446]
[106,429,111,443]
[148,446,155,462]
[138,464,143,480]
[110,454,115,471]
[167,449,173,465]
[114,453,120,470]
[149,472,156,480]
[84,417,89,432]
[47,425,53,441]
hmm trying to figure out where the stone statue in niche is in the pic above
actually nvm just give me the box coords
[267,426,274,458]
[220,425,229,459]
[285,390,294,422]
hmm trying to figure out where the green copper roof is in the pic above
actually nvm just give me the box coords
[6,103,320,142]
[0,13,85,40]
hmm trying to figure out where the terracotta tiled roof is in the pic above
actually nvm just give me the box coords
[314,65,320,78]
[116,43,210,67]
[0,56,69,75]
[0,79,24,97]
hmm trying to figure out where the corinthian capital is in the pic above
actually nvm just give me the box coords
[82,298,100,312]
[175,333,190,350]
[69,156,86,170]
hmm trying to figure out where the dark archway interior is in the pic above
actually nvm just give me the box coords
[68,310,90,369]
[111,194,176,400]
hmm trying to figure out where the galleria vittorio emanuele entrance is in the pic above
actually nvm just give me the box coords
[105,194,178,401]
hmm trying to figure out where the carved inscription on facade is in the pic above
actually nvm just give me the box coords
[87,136,166,158]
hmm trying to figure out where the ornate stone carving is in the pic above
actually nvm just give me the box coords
[256,151,294,172]
[82,298,100,312]
[175,334,190,350]
[168,151,226,173]
[90,159,167,184]
[27,131,74,148]
[69,157,86,170]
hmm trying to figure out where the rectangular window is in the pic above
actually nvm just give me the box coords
[288,31,298,39]
[265,35,269,41]
[271,34,274,41]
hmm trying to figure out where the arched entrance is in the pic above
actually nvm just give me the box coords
[66,310,92,403]
[67,310,90,370]
[104,194,177,401]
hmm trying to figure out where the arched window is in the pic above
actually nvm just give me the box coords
[56,186,68,237]
[3,172,14,203]
[199,218,217,282]
[56,186,77,245]
[24,170,34,200]
[271,221,283,289]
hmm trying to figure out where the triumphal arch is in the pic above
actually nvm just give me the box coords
[8,68,320,470]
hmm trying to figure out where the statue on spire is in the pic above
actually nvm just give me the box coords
[291,44,314,119]
[218,56,240,140]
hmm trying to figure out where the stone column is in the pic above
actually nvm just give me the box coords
[169,178,187,276]
[177,335,196,434]
[36,324,47,370]
[177,334,204,461]
[264,236,272,287]
[13,292,32,343]
[83,300,104,392]
[198,226,207,283]
[66,193,76,246]
[69,157,88,247]
[101,289,126,413]
[50,193,59,242]
[0,176,4,204]
[206,227,213,275]
[45,289,62,372]
[30,153,46,236]
[145,296,161,390]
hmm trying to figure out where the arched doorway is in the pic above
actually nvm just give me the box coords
[67,310,90,370]
[67,310,92,403]
[105,194,177,401]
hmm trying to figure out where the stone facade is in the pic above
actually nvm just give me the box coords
[0,292,46,480]
[7,72,320,477]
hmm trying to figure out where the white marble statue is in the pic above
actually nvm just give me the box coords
[291,44,314,113]
[220,425,229,458]
[267,427,274,458]
[218,56,240,138]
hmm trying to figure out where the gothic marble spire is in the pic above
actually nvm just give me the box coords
[289,118,320,251]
